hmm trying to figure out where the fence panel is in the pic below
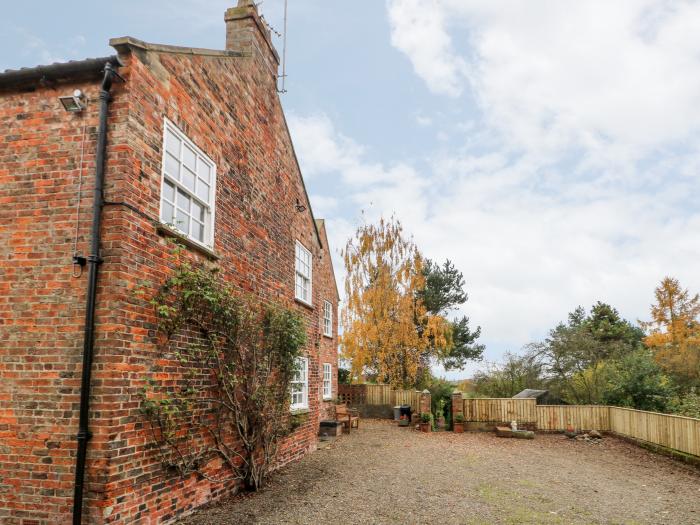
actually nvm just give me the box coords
[393,389,421,409]
[365,384,392,405]
[455,396,700,457]
[338,384,423,411]
[610,407,700,457]
[536,405,610,431]
[463,398,537,423]
[337,384,366,405]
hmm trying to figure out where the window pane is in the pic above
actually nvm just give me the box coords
[166,129,180,155]
[175,208,190,234]
[162,180,175,203]
[183,144,196,171]
[196,181,210,203]
[191,201,204,222]
[191,221,204,242]
[182,167,196,192]
[165,153,180,180]
[200,162,211,183]
[161,201,174,224]
[176,191,191,212]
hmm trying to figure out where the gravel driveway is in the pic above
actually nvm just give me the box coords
[179,419,700,525]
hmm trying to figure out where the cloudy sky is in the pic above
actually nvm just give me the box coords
[4,1,700,377]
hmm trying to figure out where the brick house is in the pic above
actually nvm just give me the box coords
[0,2,339,523]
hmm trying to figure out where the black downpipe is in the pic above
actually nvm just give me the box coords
[72,62,117,525]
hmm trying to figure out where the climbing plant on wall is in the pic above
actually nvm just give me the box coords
[140,259,306,490]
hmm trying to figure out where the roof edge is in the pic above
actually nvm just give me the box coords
[110,36,244,59]
[279,108,323,251]
[315,219,341,301]
[0,55,122,91]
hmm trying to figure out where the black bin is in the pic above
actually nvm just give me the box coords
[399,405,411,421]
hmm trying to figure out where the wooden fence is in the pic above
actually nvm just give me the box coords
[336,389,700,457]
[460,397,700,457]
[609,407,700,458]
[536,405,610,431]
[463,398,537,424]
[338,384,422,411]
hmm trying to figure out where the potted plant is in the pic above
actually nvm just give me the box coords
[419,412,432,433]
[453,413,465,433]
[398,414,410,427]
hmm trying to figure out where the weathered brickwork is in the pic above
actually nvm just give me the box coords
[315,220,341,422]
[0,3,339,523]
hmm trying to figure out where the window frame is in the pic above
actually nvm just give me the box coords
[323,300,333,337]
[159,118,217,249]
[294,241,313,306]
[290,356,309,411]
[322,362,332,400]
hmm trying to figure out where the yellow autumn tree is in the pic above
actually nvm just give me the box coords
[340,217,451,388]
[641,277,700,388]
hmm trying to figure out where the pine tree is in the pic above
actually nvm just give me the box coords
[642,277,700,389]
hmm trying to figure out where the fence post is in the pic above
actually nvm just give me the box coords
[451,390,463,428]
[419,389,431,415]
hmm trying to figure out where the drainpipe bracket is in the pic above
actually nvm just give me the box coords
[76,430,93,441]
[86,255,103,264]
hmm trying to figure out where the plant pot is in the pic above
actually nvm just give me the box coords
[419,422,431,433]
[453,422,464,433]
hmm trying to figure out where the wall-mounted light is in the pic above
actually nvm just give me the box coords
[59,89,86,113]
[295,198,306,212]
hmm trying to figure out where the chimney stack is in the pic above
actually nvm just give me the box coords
[225,1,280,75]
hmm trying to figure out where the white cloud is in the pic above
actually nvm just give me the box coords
[387,0,468,97]
[287,112,420,188]
[415,114,433,127]
[16,28,88,66]
[287,113,363,179]
[309,194,338,217]
[388,0,700,159]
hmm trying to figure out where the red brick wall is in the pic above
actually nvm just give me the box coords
[0,75,130,524]
[0,10,338,524]
[315,221,340,421]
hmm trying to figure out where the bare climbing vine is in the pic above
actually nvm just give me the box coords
[139,259,306,490]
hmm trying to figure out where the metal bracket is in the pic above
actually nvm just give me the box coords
[76,430,93,441]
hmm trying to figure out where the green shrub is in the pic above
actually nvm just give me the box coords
[669,389,700,419]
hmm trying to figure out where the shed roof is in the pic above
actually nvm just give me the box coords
[513,389,549,399]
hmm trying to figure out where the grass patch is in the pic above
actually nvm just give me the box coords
[474,482,568,525]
